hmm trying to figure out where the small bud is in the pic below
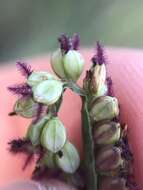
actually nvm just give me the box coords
[63,50,84,81]
[96,146,123,173]
[51,49,84,81]
[26,116,49,145]
[55,141,80,174]
[51,49,67,78]
[27,71,54,87]
[33,79,63,105]
[94,122,121,145]
[41,117,67,153]
[99,176,128,190]
[14,96,39,118]
[90,96,119,122]
[90,64,106,95]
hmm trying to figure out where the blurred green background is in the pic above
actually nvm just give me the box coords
[1,0,143,62]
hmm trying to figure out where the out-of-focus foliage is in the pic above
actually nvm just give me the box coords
[0,0,143,62]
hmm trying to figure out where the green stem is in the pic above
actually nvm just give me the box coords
[81,96,98,190]
[55,94,63,113]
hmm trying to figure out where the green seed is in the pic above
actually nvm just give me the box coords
[33,79,63,105]
[55,141,80,174]
[63,50,84,81]
[26,115,50,145]
[90,96,119,122]
[96,146,123,173]
[51,49,67,78]
[41,117,66,153]
[94,122,121,145]
[27,71,54,87]
[14,97,39,118]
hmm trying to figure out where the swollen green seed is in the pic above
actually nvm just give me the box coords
[27,71,54,87]
[26,115,50,145]
[55,141,80,174]
[96,146,123,173]
[51,49,67,78]
[14,97,39,118]
[63,50,84,81]
[90,96,119,122]
[94,122,121,145]
[41,117,66,153]
[33,79,63,105]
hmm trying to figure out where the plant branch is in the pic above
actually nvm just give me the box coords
[81,96,98,190]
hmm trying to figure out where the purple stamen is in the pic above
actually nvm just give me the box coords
[8,83,32,97]
[33,103,44,124]
[106,77,114,96]
[16,62,33,78]
[72,33,80,50]
[92,41,105,65]
[85,71,90,81]
[8,138,30,153]
[117,136,137,190]
[126,178,139,190]
[58,34,71,54]
[85,70,92,81]
[121,137,133,161]
[22,153,34,170]
[91,56,97,65]
[58,33,80,54]
[96,41,105,65]
[8,139,36,170]
[8,111,17,116]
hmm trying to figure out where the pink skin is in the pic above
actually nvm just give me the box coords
[1,179,77,190]
[1,180,44,190]
[0,48,143,188]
